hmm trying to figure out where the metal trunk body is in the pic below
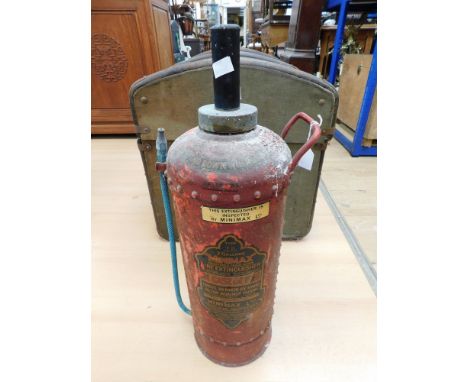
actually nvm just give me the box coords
[129,49,338,240]
[167,126,291,365]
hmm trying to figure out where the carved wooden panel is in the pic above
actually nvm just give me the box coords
[91,0,173,134]
[91,34,128,82]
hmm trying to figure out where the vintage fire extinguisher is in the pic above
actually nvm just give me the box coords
[156,25,322,366]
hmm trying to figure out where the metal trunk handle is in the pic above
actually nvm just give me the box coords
[280,112,322,174]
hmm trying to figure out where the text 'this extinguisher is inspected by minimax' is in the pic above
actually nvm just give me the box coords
[156,24,323,366]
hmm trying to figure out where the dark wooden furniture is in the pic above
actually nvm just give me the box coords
[279,0,325,73]
[91,0,173,134]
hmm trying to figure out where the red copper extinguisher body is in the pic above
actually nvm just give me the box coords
[167,125,291,366]
[159,24,323,366]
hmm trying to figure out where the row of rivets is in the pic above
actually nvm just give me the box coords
[188,191,268,201]
[198,322,271,347]
[170,186,278,200]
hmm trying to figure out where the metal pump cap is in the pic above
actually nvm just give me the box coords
[198,24,257,134]
[198,103,257,134]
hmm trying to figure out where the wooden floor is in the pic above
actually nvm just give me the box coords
[92,138,376,382]
[321,138,377,271]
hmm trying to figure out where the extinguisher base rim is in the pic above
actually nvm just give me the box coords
[193,326,272,367]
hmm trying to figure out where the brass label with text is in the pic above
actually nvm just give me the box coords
[195,235,266,329]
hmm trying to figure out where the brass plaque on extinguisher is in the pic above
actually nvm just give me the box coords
[195,235,266,329]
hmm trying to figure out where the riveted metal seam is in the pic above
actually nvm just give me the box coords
[195,320,272,348]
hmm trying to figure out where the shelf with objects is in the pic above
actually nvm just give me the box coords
[170,2,212,62]
[259,0,292,55]
[324,0,377,157]
[247,0,263,51]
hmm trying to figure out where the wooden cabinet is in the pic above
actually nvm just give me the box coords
[260,23,289,52]
[91,0,173,134]
[337,54,377,145]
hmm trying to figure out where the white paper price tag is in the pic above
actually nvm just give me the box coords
[212,56,235,79]
[298,149,314,171]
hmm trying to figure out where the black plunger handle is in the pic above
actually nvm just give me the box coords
[211,24,240,110]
